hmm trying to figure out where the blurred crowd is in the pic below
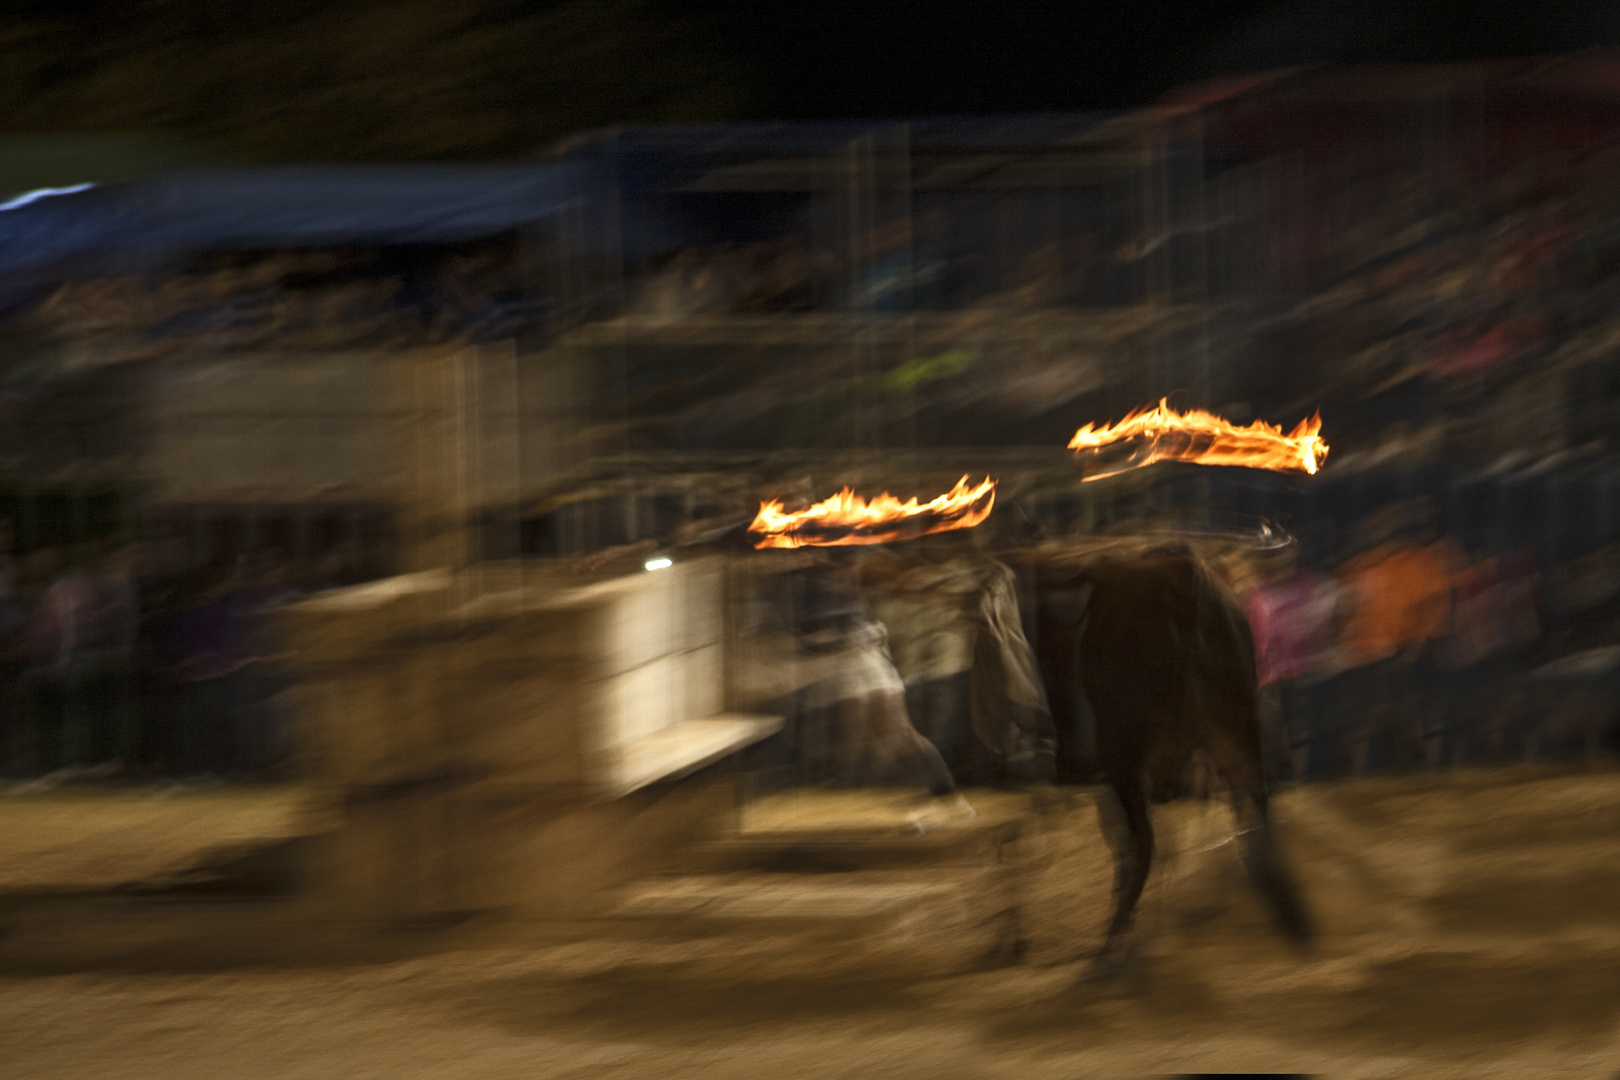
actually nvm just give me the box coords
[622,215,1126,324]
[0,531,360,784]
[1234,498,1620,782]
[1263,152,1620,469]
[22,243,541,370]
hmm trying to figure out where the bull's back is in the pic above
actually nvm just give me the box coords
[1070,549,1260,771]
[1073,554,1203,753]
[1021,542,1263,783]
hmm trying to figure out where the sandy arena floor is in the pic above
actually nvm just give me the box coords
[2,769,1619,1079]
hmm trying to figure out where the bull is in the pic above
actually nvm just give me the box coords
[1007,537,1315,982]
[583,487,1315,985]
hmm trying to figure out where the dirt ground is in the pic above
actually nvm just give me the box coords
[4,769,1620,1079]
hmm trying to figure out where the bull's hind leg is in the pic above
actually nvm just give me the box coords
[1204,650,1314,949]
[1084,769,1153,984]
[1226,766,1313,948]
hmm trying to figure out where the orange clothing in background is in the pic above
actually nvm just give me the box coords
[1339,540,1464,666]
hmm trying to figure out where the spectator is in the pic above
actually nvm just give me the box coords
[1243,548,1338,783]
[237,557,300,776]
[0,524,25,776]
[132,539,196,775]
[81,544,142,771]
[26,548,99,772]
[1310,503,1461,777]
[162,560,267,779]
[1338,533,1461,671]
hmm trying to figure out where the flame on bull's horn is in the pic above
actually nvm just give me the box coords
[1068,399,1328,480]
[749,476,996,549]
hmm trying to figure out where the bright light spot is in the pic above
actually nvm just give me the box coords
[0,183,96,213]
[644,557,673,571]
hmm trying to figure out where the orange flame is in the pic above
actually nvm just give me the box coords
[749,476,997,549]
[1068,399,1328,481]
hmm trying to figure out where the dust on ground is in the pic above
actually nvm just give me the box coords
[3,769,1620,1079]
[0,784,331,890]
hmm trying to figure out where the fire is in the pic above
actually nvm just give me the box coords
[1067,399,1328,481]
[749,476,997,549]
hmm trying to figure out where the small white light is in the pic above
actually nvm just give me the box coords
[644,557,673,571]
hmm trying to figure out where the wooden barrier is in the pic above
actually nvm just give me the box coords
[272,558,780,924]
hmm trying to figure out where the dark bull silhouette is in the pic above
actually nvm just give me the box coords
[1010,540,1314,981]
[637,500,1312,982]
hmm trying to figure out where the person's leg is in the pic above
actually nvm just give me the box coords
[801,690,839,788]
[1448,663,1487,767]
[905,672,977,783]
[904,678,947,757]
[40,669,70,773]
[186,678,230,777]
[861,691,957,796]
[80,652,119,767]
[253,671,292,777]
[18,667,46,775]
[151,681,188,777]
[1357,658,1402,777]
[1307,670,1354,781]
[58,656,92,768]
[0,662,23,779]
[108,649,139,771]
[1285,676,1312,783]
[855,690,977,833]
[829,692,869,788]
[1381,654,1423,774]
[226,670,258,778]
[1355,660,1386,776]
[941,670,987,784]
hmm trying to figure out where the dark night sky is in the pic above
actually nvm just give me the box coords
[666,0,1620,118]
[4,2,1619,117]
[2,0,1618,166]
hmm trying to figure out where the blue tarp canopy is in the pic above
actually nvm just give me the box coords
[0,113,1131,286]
[0,161,617,278]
